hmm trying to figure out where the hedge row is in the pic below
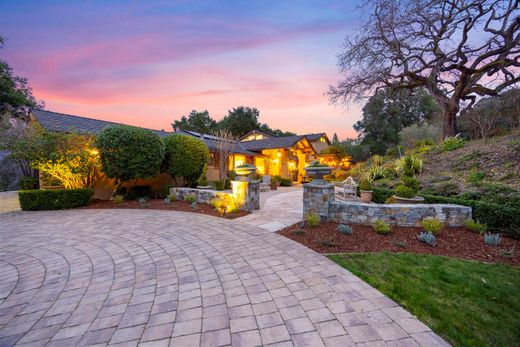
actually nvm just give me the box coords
[19,189,93,211]
[370,187,519,237]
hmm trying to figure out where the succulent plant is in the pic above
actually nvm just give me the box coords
[418,231,436,246]
[484,233,501,246]
[337,224,353,235]
[191,201,198,210]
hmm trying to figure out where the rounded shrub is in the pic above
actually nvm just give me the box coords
[305,212,321,227]
[395,185,416,198]
[373,219,391,234]
[19,176,39,190]
[421,217,443,236]
[96,125,164,185]
[163,134,209,186]
[402,176,420,193]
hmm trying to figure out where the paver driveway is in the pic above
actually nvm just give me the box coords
[0,209,448,346]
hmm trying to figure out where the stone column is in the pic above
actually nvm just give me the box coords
[231,180,260,211]
[303,182,335,221]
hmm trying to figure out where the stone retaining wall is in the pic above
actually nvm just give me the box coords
[303,182,472,227]
[170,180,260,211]
[329,201,472,227]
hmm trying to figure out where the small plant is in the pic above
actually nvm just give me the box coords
[421,217,443,236]
[484,233,502,246]
[191,201,198,210]
[418,231,437,246]
[464,218,487,234]
[113,194,125,204]
[393,240,408,248]
[280,178,292,187]
[385,196,396,204]
[308,160,327,167]
[184,194,197,204]
[337,224,353,235]
[210,194,238,215]
[359,178,372,191]
[500,245,516,257]
[292,229,306,235]
[373,219,391,234]
[401,176,420,192]
[440,136,465,152]
[168,193,178,202]
[468,170,486,183]
[395,185,416,198]
[163,197,170,204]
[138,197,150,208]
[305,212,321,227]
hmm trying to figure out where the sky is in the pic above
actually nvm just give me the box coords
[1,0,364,139]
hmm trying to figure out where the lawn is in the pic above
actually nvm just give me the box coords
[329,252,520,347]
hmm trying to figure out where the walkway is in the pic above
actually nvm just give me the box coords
[0,205,448,346]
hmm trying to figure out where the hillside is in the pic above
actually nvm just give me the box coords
[420,130,520,194]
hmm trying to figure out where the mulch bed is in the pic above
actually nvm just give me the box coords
[278,222,520,266]
[82,199,250,219]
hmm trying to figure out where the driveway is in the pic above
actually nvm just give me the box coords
[0,208,448,346]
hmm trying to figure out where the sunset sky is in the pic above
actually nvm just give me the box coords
[1,0,364,139]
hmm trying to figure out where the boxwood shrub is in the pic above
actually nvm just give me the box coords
[19,188,93,211]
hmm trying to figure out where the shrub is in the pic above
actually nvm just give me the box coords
[163,134,209,186]
[210,194,238,214]
[113,194,125,204]
[468,170,486,183]
[396,154,423,176]
[421,217,443,236]
[19,188,93,210]
[224,179,231,190]
[198,164,208,186]
[440,136,465,152]
[484,233,502,246]
[464,218,487,233]
[97,126,164,188]
[418,231,437,246]
[273,175,282,183]
[359,179,372,191]
[395,185,415,198]
[401,176,420,193]
[19,176,38,190]
[305,212,321,227]
[430,181,459,196]
[280,178,292,187]
[167,193,178,202]
[372,187,395,203]
[184,194,197,204]
[373,219,391,234]
[210,180,225,191]
[126,185,152,200]
[385,196,396,204]
[337,224,353,235]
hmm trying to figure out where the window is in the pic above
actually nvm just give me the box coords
[320,137,326,143]
[208,153,215,167]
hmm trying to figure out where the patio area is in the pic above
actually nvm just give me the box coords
[0,191,448,347]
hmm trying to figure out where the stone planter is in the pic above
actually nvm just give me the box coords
[360,190,372,203]
[304,166,332,184]
[270,183,278,190]
[394,195,426,204]
[235,165,257,177]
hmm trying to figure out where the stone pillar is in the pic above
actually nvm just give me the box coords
[303,182,335,221]
[231,180,260,211]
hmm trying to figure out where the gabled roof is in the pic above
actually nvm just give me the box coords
[305,132,330,143]
[239,129,274,141]
[31,109,172,137]
[240,135,305,151]
[175,130,259,156]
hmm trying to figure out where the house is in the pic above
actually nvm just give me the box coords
[30,110,345,196]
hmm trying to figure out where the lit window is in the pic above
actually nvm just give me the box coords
[320,137,326,143]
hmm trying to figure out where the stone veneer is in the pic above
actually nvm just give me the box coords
[303,182,472,227]
[170,180,260,211]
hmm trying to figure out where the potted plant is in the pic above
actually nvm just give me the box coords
[270,177,278,190]
[235,164,257,180]
[304,160,332,183]
[359,178,373,203]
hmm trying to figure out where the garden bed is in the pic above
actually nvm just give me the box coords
[82,199,250,219]
[278,222,520,266]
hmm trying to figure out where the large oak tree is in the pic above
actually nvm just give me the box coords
[329,0,520,138]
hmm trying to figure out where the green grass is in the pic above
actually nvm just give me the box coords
[329,252,520,347]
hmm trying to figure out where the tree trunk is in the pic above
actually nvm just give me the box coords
[442,104,459,138]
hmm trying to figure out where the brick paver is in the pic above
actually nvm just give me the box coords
[0,206,449,346]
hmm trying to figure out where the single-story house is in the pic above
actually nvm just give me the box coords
[30,109,348,196]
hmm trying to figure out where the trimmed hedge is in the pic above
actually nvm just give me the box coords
[19,189,93,211]
[370,187,519,237]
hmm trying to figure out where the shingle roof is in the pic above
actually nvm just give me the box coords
[31,109,172,138]
[175,130,259,156]
[240,135,304,151]
[305,133,328,142]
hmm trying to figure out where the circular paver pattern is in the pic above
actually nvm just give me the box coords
[0,209,449,346]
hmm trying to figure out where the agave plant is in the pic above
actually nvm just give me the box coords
[418,231,436,246]
[484,233,501,246]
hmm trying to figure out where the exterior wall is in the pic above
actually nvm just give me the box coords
[303,183,472,227]
[310,138,329,154]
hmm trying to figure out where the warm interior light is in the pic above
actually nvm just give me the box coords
[90,149,99,155]
[277,151,281,157]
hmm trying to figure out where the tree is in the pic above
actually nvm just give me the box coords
[172,110,217,134]
[258,123,296,137]
[332,133,339,144]
[96,125,164,191]
[355,88,439,153]
[218,106,260,137]
[329,0,520,138]
[211,129,238,181]
[1,36,44,120]
[163,134,209,186]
